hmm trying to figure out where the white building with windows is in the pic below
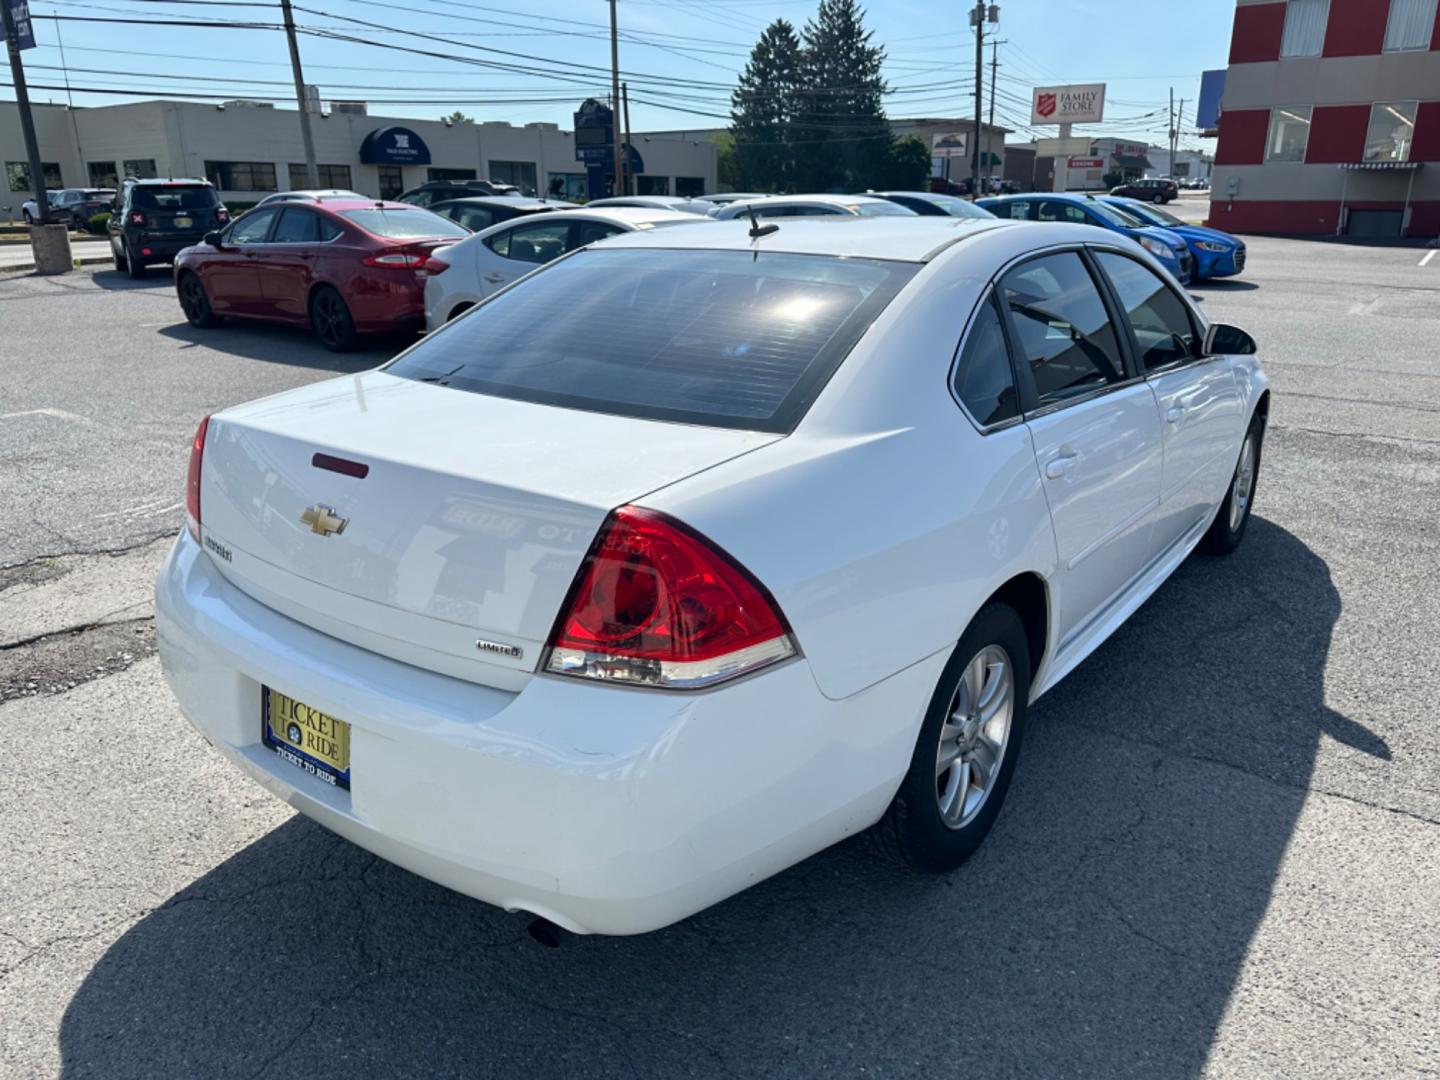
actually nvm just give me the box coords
[0,98,717,213]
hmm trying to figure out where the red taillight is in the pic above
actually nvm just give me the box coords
[216,208,230,223]
[544,506,796,690]
[362,250,427,268]
[129,210,148,227]
[186,415,210,543]
[420,255,450,277]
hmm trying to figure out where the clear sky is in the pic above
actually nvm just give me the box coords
[7,0,1232,150]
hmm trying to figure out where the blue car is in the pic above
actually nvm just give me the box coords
[1098,196,1246,279]
[977,193,1195,284]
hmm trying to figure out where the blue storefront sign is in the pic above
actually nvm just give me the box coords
[359,126,432,166]
[8,0,36,50]
[1197,70,1226,133]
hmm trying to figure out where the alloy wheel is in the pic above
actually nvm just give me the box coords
[179,277,206,323]
[935,644,1014,830]
[1229,432,1257,532]
[314,293,342,346]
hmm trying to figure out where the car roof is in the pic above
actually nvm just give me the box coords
[542,207,699,226]
[430,195,566,209]
[591,216,1016,262]
[868,190,957,201]
[128,177,210,186]
[729,193,894,208]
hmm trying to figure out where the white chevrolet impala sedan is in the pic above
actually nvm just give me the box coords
[156,217,1268,935]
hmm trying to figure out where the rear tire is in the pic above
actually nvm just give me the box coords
[309,285,358,352]
[177,271,219,328]
[124,241,147,280]
[1153,193,1165,204]
[871,603,1031,873]
[22,209,33,225]
[448,302,474,323]
[1201,412,1264,556]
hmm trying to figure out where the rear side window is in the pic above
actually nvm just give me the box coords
[386,247,918,433]
[271,208,319,243]
[1094,251,1198,371]
[954,295,1020,427]
[1000,252,1125,407]
[131,185,218,211]
[489,220,571,263]
[991,200,1032,220]
[340,208,469,239]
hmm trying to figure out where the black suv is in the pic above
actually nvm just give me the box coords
[108,178,230,278]
[397,179,521,207]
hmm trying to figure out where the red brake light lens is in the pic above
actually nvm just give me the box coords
[421,255,450,277]
[216,208,230,223]
[545,506,796,690]
[186,415,210,543]
[362,250,427,268]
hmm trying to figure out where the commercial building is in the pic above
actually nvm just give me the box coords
[0,98,718,214]
[1212,0,1440,237]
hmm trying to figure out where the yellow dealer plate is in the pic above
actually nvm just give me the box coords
[262,687,351,788]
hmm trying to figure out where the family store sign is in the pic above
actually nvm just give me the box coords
[1030,83,1107,126]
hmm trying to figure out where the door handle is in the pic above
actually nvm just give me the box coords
[1044,452,1079,480]
[483,273,506,284]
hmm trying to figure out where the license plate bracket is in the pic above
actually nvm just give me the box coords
[262,687,351,789]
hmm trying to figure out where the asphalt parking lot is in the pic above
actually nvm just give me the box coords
[2,238,1438,1078]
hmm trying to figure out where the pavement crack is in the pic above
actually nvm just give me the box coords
[0,530,175,574]
[0,616,157,703]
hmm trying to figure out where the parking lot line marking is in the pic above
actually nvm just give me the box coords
[1421,250,1437,267]
[0,407,94,424]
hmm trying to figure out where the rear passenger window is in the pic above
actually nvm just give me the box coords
[954,295,1019,427]
[1001,252,1125,407]
[271,208,319,243]
[992,200,1031,220]
[575,221,624,245]
[1037,202,1089,225]
[497,220,570,264]
[1094,251,1197,371]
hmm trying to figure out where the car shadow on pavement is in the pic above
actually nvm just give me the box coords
[157,322,406,370]
[1194,278,1260,293]
[89,268,175,291]
[56,518,1385,1079]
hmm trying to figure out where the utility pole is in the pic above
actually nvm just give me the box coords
[1175,97,1185,177]
[621,82,633,197]
[279,0,318,188]
[985,39,1006,192]
[1168,87,1176,179]
[2,0,49,224]
[609,0,623,197]
[968,2,999,199]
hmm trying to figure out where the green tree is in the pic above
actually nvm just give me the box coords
[443,110,474,124]
[730,19,804,192]
[875,135,932,191]
[797,0,889,191]
[713,131,742,192]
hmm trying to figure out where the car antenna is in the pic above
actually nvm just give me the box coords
[746,204,779,239]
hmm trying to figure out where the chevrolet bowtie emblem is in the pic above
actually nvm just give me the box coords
[300,504,348,537]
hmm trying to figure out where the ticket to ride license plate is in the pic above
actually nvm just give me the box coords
[262,687,351,788]
[174,216,192,227]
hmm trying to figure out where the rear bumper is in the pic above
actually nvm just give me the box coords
[154,531,938,934]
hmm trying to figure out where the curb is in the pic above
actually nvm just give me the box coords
[0,254,117,274]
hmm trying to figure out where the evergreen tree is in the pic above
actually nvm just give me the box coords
[797,0,888,191]
[730,20,804,192]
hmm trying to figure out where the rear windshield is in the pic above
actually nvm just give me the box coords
[131,185,219,211]
[341,208,469,239]
[1087,200,1143,228]
[386,247,918,432]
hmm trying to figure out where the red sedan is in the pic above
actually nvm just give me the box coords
[173,199,470,351]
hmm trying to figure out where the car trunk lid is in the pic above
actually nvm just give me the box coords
[198,371,778,691]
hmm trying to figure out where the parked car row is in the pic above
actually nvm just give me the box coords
[22,187,116,229]
[155,179,1242,353]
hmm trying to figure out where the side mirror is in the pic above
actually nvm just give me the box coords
[1203,322,1257,356]
[203,230,225,249]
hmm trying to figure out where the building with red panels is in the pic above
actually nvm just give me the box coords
[1212,0,1440,237]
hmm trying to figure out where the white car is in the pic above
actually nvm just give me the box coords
[711,193,919,220]
[156,218,1268,935]
[584,195,717,215]
[422,206,701,331]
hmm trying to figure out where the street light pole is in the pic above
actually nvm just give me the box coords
[2,0,49,224]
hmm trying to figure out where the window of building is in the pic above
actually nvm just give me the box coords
[204,160,278,192]
[88,161,118,188]
[488,161,538,196]
[1280,0,1330,57]
[637,175,670,196]
[954,294,1019,427]
[427,167,477,182]
[548,172,586,200]
[122,159,157,180]
[1094,252,1197,372]
[1363,101,1418,162]
[287,163,353,189]
[1264,106,1312,163]
[5,162,63,192]
[378,165,404,199]
[675,176,706,198]
[1000,252,1125,408]
[1384,0,1438,51]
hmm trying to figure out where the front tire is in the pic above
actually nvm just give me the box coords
[309,285,358,352]
[177,272,219,328]
[1201,412,1264,555]
[1153,193,1165,204]
[871,603,1031,873]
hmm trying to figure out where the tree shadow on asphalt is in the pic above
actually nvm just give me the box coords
[155,322,406,372]
[57,518,1386,1079]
